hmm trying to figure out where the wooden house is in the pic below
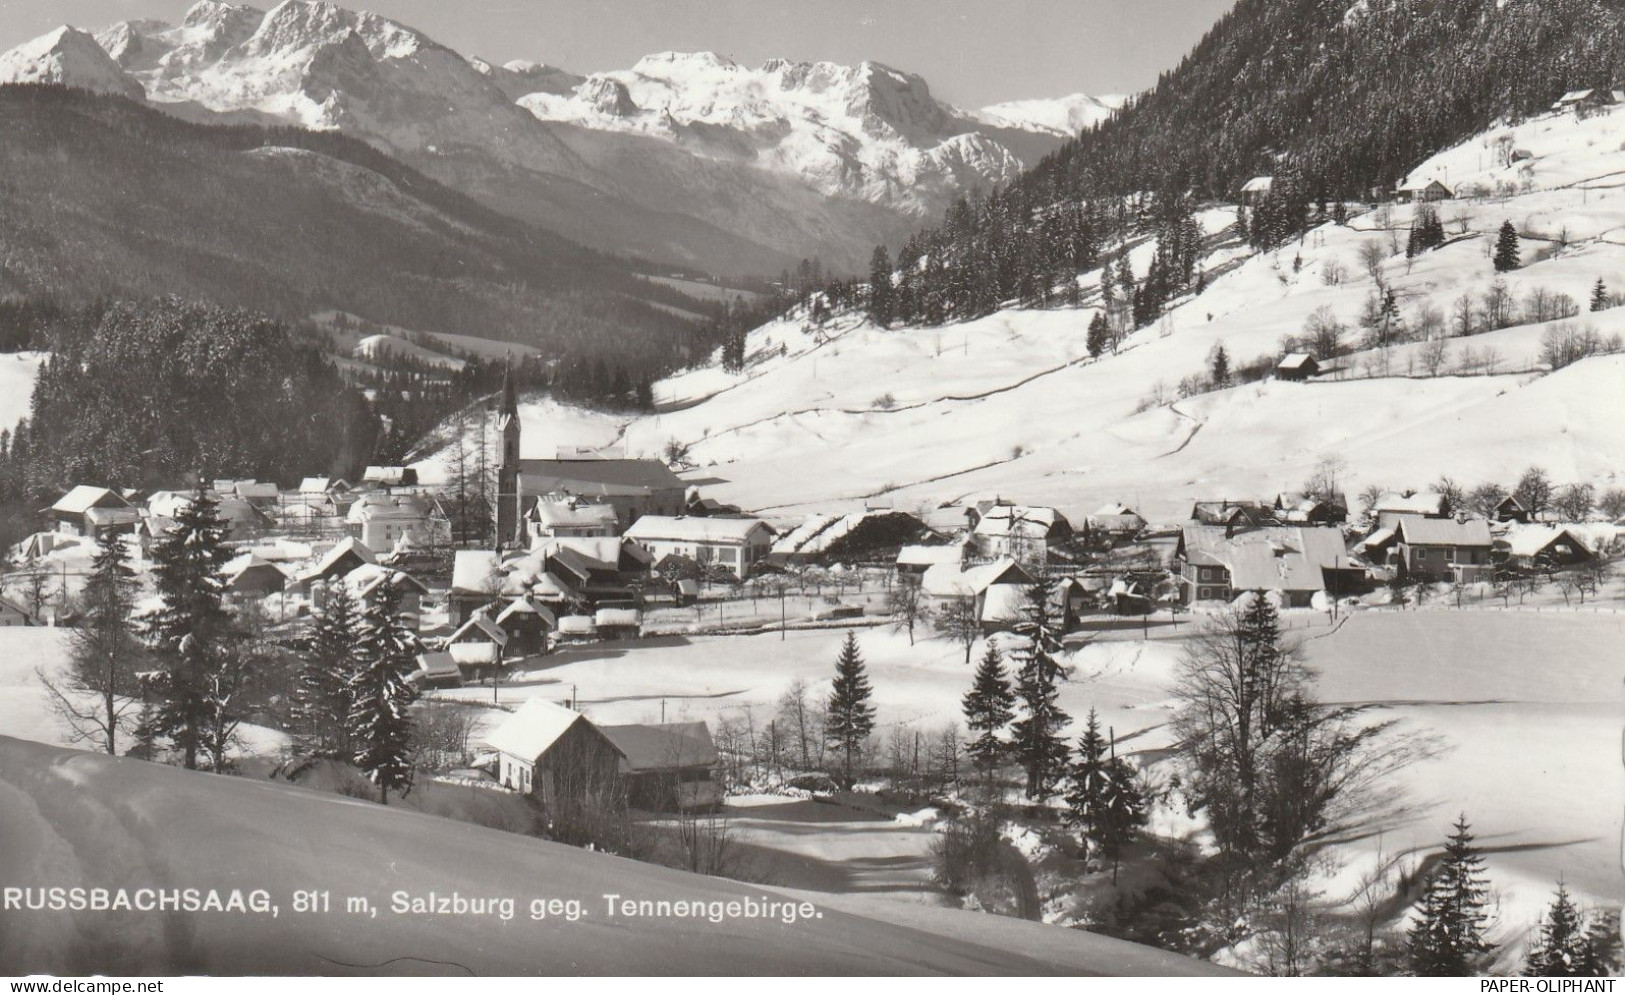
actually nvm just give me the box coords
[1551,88,1624,115]
[485,700,626,811]
[623,515,775,580]
[1494,495,1532,524]
[48,486,139,538]
[525,496,620,541]
[1239,175,1274,205]
[971,505,1072,565]
[1276,353,1320,381]
[1274,491,1348,526]
[1392,517,1493,582]
[1395,178,1453,203]
[294,537,377,593]
[1499,525,1597,570]
[494,596,557,656]
[224,556,289,597]
[447,612,508,678]
[413,651,462,689]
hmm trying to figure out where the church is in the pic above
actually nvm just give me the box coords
[495,372,688,547]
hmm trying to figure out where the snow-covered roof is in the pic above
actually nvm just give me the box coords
[1374,491,1448,516]
[484,699,601,762]
[921,557,1034,598]
[1241,176,1273,193]
[1396,177,1452,193]
[624,515,770,544]
[972,505,1065,539]
[978,583,1029,623]
[1091,502,1136,517]
[496,596,557,628]
[416,651,460,680]
[1394,517,1492,547]
[896,544,963,567]
[528,498,619,529]
[450,613,508,646]
[558,615,596,635]
[234,481,278,500]
[1277,353,1316,369]
[599,721,716,771]
[594,608,641,627]
[296,537,377,583]
[51,485,126,515]
[346,492,429,524]
[1502,524,1595,558]
[451,550,504,594]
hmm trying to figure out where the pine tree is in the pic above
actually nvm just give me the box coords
[349,583,420,804]
[1408,814,1495,976]
[1212,342,1232,388]
[296,582,361,758]
[1009,583,1071,800]
[1087,311,1110,358]
[1493,220,1521,273]
[868,245,894,328]
[1063,708,1110,855]
[1525,883,1589,976]
[1096,728,1147,883]
[825,631,875,789]
[143,484,234,770]
[47,529,142,755]
[1590,278,1608,312]
[962,642,1015,778]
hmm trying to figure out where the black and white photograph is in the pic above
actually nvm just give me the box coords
[0,0,1621,980]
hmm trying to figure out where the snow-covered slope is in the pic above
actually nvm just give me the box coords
[0,735,1226,975]
[493,103,1625,525]
[0,25,145,99]
[53,1,1100,272]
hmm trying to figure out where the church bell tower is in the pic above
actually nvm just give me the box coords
[495,364,522,549]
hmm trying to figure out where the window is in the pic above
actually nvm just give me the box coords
[717,547,738,563]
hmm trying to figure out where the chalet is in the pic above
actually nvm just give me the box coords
[294,537,377,592]
[1494,495,1532,524]
[539,538,652,606]
[450,549,508,623]
[1276,354,1320,381]
[895,542,966,576]
[556,615,597,643]
[515,458,686,530]
[524,496,619,540]
[1086,502,1147,540]
[1239,176,1274,205]
[978,582,1032,632]
[972,505,1072,564]
[485,699,626,811]
[922,557,1038,624]
[1178,525,1366,606]
[1189,500,1276,530]
[346,493,435,554]
[48,486,139,538]
[361,466,416,488]
[1392,517,1493,582]
[1274,492,1348,526]
[1500,524,1597,570]
[1370,491,1451,531]
[1395,178,1453,203]
[1551,88,1624,115]
[0,595,41,627]
[623,515,775,580]
[598,721,720,811]
[494,596,557,656]
[447,612,508,678]
[223,556,289,597]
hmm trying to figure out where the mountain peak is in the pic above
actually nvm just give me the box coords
[0,25,145,100]
[632,51,741,75]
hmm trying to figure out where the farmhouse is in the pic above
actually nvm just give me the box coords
[1392,517,1493,582]
[922,557,1038,624]
[346,493,436,554]
[1274,491,1348,525]
[1551,88,1624,114]
[1086,503,1147,539]
[623,515,774,580]
[223,555,289,597]
[494,596,557,656]
[1239,175,1274,205]
[1395,178,1453,203]
[598,721,720,811]
[294,537,377,592]
[1178,525,1365,605]
[447,612,508,676]
[972,504,1072,564]
[895,542,966,575]
[1371,491,1451,530]
[515,458,686,530]
[1189,500,1276,530]
[1276,354,1320,381]
[485,699,626,810]
[341,564,429,615]
[1499,524,1597,569]
[48,486,139,537]
[1494,495,1532,524]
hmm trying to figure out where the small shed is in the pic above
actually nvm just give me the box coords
[224,556,289,597]
[1494,495,1531,524]
[495,596,558,656]
[594,607,642,641]
[557,615,598,643]
[1276,353,1320,381]
[447,612,508,677]
[598,721,721,811]
[485,699,626,810]
[414,651,463,689]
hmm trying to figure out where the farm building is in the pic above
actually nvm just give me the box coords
[447,612,508,677]
[972,505,1072,565]
[1395,178,1453,203]
[223,556,289,597]
[1494,495,1532,524]
[1274,492,1347,525]
[294,537,377,593]
[494,596,558,656]
[414,651,462,689]
[1177,525,1366,606]
[1276,354,1320,381]
[1391,517,1493,582]
[515,458,687,530]
[598,721,720,811]
[895,542,966,575]
[524,496,620,540]
[1371,491,1451,530]
[1499,524,1598,570]
[1239,175,1274,205]
[47,486,139,538]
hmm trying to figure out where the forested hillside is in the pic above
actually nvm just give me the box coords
[0,84,718,378]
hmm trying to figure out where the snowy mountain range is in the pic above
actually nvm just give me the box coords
[0,0,1120,274]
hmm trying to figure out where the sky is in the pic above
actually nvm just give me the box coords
[0,0,1235,106]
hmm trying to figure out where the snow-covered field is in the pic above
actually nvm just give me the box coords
[0,351,43,430]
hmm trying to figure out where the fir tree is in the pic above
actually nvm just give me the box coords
[825,631,875,789]
[1408,814,1495,976]
[1087,311,1110,358]
[296,583,361,758]
[1096,728,1147,883]
[1009,582,1071,800]
[1525,883,1590,977]
[962,642,1015,778]
[1590,278,1608,313]
[1212,342,1232,388]
[868,245,894,328]
[45,529,143,755]
[1493,220,1521,273]
[1063,708,1110,855]
[349,583,420,804]
[142,484,234,770]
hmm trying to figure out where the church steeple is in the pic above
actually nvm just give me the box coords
[495,359,523,548]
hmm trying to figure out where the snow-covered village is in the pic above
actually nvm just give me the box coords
[3,0,1625,982]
